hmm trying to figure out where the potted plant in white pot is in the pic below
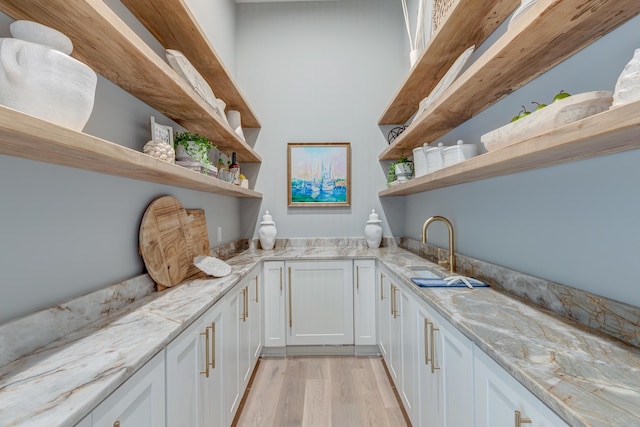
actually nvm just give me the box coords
[387,156,414,186]
[174,131,216,175]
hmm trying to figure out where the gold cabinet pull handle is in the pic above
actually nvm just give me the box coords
[210,322,216,369]
[392,286,400,318]
[200,327,210,377]
[430,323,440,374]
[279,267,283,294]
[288,267,293,329]
[424,319,430,365]
[380,273,385,300]
[390,284,395,316]
[245,287,249,321]
[356,265,360,293]
[255,276,259,303]
[114,422,120,427]
[515,411,532,426]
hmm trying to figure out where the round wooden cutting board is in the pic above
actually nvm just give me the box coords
[139,196,193,288]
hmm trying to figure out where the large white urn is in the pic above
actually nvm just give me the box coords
[364,209,383,249]
[0,21,97,131]
[258,211,277,250]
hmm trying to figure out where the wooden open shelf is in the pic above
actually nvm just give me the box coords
[378,0,519,125]
[379,0,640,161]
[121,0,261,129]
[0,105,262,198]
[379,100,640,196]
[0,0,261,163]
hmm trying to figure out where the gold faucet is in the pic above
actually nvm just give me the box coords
[421,216,456,273]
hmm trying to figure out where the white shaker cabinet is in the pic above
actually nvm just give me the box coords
[377,267,391,361]
[415,299,474,427]
[92,351,165,427]
[248,271,263,363]
[286,260,354,346]
[263,261,286,348]
[475,348,569,427]
[354,259,377,345]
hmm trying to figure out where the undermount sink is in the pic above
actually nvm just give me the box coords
[407,266,444,279]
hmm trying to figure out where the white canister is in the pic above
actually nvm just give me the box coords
[413,146,428,177]
[258,210,277,250]
[442,139,479,167]
[364,209,383,249]
[424,142,444,173]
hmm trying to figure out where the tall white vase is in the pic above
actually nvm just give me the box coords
[258,211,277,250]
[0,21,97,131]
[226,109,245,142]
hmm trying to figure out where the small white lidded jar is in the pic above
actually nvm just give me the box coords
[258,210,277,250]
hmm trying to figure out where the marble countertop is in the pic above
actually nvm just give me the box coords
[1,246,639,426]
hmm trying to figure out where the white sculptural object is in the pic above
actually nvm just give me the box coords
[0,21,97,131]
[364,209,383,249]
[226,109,245,142]
[611,48,640,109]
[258,211,277,250]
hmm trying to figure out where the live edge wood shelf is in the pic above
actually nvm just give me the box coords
[379,0,640,162]
[379,100,640,197]
[0,0,261,163]
[120,0,261,129]
[378,0,520,126]
[0,105,263,198]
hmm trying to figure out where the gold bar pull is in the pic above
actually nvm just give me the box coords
[114,422,120,427]
[390,284,395,316]
[424,319,430,365]
[430,323,440,374]
[255,276,259,303]
[245,287,249,320]
[356,265,360,292]
[210,322,216,369]
[288,267,293,329]
[380,273,385,300]
[279,267,283,294]
[515,411,532,426]
[199,327,210,377]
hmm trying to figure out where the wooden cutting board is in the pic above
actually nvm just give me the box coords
[184,209,211,279]
[139,196,193,289]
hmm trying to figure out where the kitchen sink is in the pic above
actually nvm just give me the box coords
[407,265,444,279]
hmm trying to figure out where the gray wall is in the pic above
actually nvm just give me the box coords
[402,14,640,308]
[0,1,244,325]
[236,0,407,238]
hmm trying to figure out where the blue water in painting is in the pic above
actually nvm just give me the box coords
[291,179,347,203]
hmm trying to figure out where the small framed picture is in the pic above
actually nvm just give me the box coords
[287,142,351,207]
[150,116,173,146]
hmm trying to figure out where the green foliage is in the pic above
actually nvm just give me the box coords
[174,131,216,171]
[387,156,412,185]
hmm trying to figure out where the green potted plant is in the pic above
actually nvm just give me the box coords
[387,156,414,186]
[174,131,216,173]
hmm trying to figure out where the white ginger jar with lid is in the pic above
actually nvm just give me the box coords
[258,210,277,250]
[364,209,383,249]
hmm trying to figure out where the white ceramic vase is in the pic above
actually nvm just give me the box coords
[0,21,97,131]
[364,209,383,249]
[258,211,277,250]
[226,109,245,142]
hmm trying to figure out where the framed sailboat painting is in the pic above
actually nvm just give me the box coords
[287,142,351,207]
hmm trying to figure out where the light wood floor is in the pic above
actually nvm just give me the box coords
[234,356,408,427]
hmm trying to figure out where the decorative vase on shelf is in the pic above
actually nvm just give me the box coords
[0,20,97,131]
[258,211,277,250]
[364,209,383,249]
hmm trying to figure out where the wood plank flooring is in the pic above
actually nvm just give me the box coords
[234,357,408,427]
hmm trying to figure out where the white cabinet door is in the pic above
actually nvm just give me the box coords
[399,286,416,424]
[286,260,354,346]
[165,303,223,427]
[222,285,242,424]
[263,261,286,348]
[200,307,223,427]
[165,314,202,427]
[475,349,569,427]
[248,271,262,362]
[377,268,391,362]
[416,304,444,427]
[354,259,376,345]
[93,351,165,427]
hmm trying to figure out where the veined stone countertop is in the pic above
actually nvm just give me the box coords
[0,246,639,426]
